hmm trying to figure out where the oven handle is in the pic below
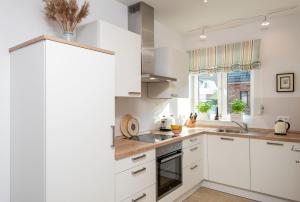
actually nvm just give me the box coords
[160,153,183,163]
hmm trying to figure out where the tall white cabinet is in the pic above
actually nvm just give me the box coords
[10,36,115,202]
[77,20,142,97]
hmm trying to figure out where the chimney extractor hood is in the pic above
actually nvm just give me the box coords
[128,2,177,83]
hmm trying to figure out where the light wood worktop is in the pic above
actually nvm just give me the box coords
[115,127,300,160]
[9,35,114,55]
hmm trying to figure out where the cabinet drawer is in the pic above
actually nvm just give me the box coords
[116,160,156,202]
[183,135,202,149]
[182,161,203,193]
[121,185,156,202]
[115,150,155,173]
[183,143,203,168]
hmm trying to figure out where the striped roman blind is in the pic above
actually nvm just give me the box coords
[189,39,261,74]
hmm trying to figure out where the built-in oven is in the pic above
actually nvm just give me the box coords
[156,142,182,200]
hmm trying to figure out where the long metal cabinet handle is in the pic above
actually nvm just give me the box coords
[132,154,146,162]
[131,167,146,175]
[267,142,283,146]
[128,92,141,96]
[190,138,198,142]
[111,125,115,148]
[190,147,198,152]
[190,165,198,170]
[292,145,300,152]
[132,193,146,202]
[220,137,234,141]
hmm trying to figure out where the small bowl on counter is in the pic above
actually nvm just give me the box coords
[171,124,182,136]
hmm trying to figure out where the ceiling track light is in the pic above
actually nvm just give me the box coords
[200,27,207,40]
[204,0,208,3]
[261,16,270,27]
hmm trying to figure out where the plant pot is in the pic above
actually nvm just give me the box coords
[231,113,243,122]
[63,31,75,41]
[199,112,209,120]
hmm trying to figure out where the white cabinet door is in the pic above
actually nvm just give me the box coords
[182,161,203,194]
[45,41,115,202]
[147,48,189,99]
[77,20,141,97]
[251,139,300,201]
[207,135,250,189]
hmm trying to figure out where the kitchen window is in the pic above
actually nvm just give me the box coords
[190,71,253,120]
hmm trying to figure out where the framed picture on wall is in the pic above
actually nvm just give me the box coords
[276,73,294,92]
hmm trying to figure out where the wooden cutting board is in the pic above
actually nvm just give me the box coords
[127,117,139,136]
[120,114,132,138]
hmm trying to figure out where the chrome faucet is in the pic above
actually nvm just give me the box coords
[232,121,248,131]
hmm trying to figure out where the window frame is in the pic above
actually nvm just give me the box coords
[190,70,255,121]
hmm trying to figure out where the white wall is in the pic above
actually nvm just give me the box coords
[115,21,186,136]
[185,12,300,130]
[0,0,127,201]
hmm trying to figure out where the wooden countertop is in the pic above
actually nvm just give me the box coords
[115,127,300,160]
[9,35,114,55]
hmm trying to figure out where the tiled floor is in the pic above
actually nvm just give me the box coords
[184,188,256,202]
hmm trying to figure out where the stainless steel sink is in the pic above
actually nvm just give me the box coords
[214,128,265,134]
[216,128,244,133]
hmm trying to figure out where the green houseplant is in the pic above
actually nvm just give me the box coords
[197,101,213,120]
[231,99,246,121]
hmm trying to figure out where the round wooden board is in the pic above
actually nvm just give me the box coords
[127,117,139,136]
[120,114,132,138]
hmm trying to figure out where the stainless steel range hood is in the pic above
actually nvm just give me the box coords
[128,2,177,83]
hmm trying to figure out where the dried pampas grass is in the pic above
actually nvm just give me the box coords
[44,0,89,32]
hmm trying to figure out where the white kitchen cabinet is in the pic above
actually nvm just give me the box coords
[147,47,189,99]
[207,135,250,190]
[183,141,203,168]
[115,160,156,202]
[121,185,156,202]
[250,139,300,201]
[181,135,204,194]
[77,20,142,97]
[182,161,203,193]
[10,37,115,202]
[115,150,155,174]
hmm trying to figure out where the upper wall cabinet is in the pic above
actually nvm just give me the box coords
[147,47,189,99]
[77,20,142,97]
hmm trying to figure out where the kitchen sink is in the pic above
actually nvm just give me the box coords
[214,128,265,134]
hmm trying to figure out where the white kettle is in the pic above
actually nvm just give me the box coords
[274,120,290,135]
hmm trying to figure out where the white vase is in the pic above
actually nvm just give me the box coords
[199,112,209,120]
[231,113,243,122]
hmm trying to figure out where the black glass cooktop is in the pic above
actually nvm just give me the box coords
[130,133,174,143]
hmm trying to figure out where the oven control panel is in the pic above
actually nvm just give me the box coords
[156,142,182,157]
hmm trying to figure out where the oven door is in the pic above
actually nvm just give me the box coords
[157,150,182,200]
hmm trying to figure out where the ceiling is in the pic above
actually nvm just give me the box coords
[116,0,300,34]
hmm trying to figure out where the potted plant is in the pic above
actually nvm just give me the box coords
[230,99,246,121]
[44,0,89,41]
[197,101,213,120]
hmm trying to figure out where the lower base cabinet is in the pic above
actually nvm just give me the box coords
[121,185,156,202]
[250,139,300,201]
[207,135,250,190]
[182,161,203,192]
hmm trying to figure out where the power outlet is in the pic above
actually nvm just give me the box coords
[276,116,290,122]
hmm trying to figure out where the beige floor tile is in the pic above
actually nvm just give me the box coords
[184,188,256,202]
